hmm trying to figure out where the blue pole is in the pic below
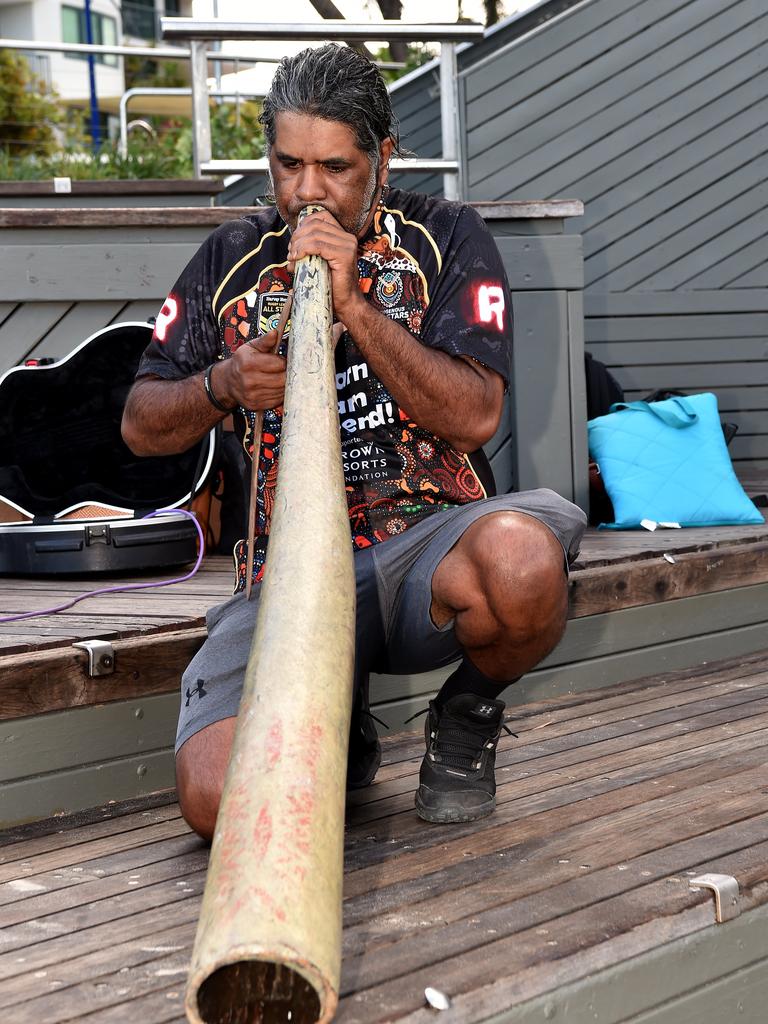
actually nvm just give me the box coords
[83,0,101,149]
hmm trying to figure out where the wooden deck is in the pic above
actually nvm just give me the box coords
[2,650,768,1023]
[2,515,767,692]
[2,509,768,828]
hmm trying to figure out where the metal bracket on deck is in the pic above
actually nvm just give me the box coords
[73,639,115,677]
[689,873,740,923]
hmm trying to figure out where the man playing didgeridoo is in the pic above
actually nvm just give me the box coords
[122,44,586,838]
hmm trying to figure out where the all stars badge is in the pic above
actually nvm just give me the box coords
[258,292,291,336]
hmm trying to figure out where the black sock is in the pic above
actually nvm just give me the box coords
[435,656,519,709]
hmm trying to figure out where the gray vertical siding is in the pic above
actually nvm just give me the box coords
[391,0,768,474]
[0,205,585,502]
[388,0,583,198]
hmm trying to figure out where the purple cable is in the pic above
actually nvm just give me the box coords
[0,509,205,624]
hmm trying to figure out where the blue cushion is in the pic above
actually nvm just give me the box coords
[587,392,764,529]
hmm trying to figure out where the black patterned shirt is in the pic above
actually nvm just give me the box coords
[136,188,513,590]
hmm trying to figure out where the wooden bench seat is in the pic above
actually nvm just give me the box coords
[1,512,766,825]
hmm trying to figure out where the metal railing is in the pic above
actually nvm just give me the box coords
[0,36,276,65]
[24,51,52,91]
[197,158,459,175]
[1,36,403,155]
[118,87,266,159]
[160,19,486,198]
[0,35,406,68]
[160,19,483,42]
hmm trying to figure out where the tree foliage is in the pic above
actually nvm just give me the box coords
[308,1,507,67]
[124,56,188,92]
[0,49,67,157]
[307,0,408,63]
[0,97,265,181]
[372,1,408,63]
[483,1,504,27]
[306,0,376,57]
[0,2,511,180]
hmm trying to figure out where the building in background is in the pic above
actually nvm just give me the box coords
[123,0,182,42]
[0,1,192,133]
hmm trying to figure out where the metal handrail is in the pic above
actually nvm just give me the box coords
[0,36,274,63]
[118,88,266,160]
[0,36,404,70]
[160,18,486,197]
[199,158,458,177]
[159,19,485,43]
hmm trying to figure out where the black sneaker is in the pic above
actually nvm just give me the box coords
[415,694,511,823]
[346,675,384,790]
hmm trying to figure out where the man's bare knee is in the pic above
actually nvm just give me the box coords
[466,512,568,636]
[431,511,568,676]
[175,716,237,842]
[432,512,564,621]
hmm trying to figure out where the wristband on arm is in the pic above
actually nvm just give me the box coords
[203,363,237,413]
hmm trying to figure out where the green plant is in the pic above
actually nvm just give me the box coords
[372,43,436,84]
[0,49,68,157]
[0,98,265,181]
[123,57,188,91]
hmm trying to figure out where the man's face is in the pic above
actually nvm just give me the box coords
[268,111,391,236]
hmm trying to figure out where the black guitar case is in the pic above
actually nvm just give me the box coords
[0,322,216,575]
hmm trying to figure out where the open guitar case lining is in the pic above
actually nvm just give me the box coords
[0,322,216,575]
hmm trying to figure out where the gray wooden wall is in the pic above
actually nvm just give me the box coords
[391,0,768,473]
[0,204,587,508]
[387,0,581,198]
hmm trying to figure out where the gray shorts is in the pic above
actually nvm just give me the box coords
[176,489,587,753]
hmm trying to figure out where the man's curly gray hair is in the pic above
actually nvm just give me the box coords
[259,43,402,163]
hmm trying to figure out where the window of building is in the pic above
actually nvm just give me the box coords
[62,6,118,67]
[123,2,181,43]
[122,0,155,40]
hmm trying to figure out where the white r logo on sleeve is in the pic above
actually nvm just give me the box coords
[154,296,179,342]
[477,285,506,331]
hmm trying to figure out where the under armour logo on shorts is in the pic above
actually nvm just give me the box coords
[185,679,208,706]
